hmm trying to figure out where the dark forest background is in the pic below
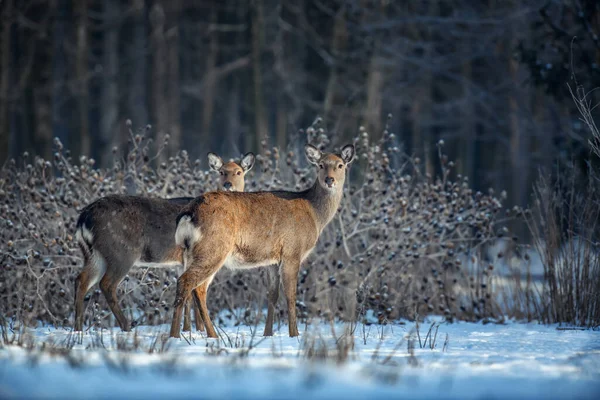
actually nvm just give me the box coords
[1,0,600,212]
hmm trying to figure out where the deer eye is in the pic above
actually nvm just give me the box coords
[237,171,242,176]
[338,164,344,169]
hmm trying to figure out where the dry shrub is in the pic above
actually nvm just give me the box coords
[0,124,218,328]
[289,123,508,325]
[525,164,600,327]
[1,118,515,330]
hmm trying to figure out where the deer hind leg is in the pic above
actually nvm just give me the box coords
[178,259,204,333]
[179,261,197,332]
[192,273,216,337]
[193,300,205,332]
[263,264,281,336]
[282,259,300,337]
[170,251,228,338]
[171,214,232,338]
[99,269,130,331]
[170,270,212,339]
[183,300,192,332]
[74,252,106,331]
[183,297,204,332]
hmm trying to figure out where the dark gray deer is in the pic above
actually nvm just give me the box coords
[73,152,255,332]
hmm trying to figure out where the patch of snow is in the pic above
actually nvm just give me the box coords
[1,320,599,399]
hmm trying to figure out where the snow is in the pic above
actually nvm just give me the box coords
[1,320,599,399]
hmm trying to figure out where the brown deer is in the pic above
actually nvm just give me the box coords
[170,143,355,338]
[73,152,255,332]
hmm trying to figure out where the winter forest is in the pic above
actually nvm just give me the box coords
[1,1,600,399]
[1,0,599,209]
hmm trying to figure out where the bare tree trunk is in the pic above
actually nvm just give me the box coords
[364,48,384,138]
[51,0,69,156]
[251,0,267,151]
[279,0,305,142]
[509,52,527,207]
[129,0,148,135]
[33,87,52,162]
[534,88,552,172]
[411,73,433,176]
[29,5,52,161]
[202,7,218,147]
[0,0,13,163]
[227,77,241,151]
[167,0,181,156]
[275,90,287,151]
[504,1,528,211]
[100,0,119,166]
[323,6,346,125]
[273,2,287,151]
[458,56,475,179]
[226,1,247,153]
[75,0,90,157]
[407,2,433,177]
[150,3,168,161]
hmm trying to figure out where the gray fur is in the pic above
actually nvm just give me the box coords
[74,195,192,331]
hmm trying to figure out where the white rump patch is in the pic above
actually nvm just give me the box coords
[175,215,202,248]
[76,224,105,292]
[76,224,94,247]
[86,252,106,292]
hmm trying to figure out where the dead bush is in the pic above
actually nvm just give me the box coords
[525,164,600,327]
[0,119,514,330]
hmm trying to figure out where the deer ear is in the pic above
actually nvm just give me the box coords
[340,144,355,164]
[207,152,223,172]
[305,144,322,165]
[240,152,255,172]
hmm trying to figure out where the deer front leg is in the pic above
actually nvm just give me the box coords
[281,260,300,337]
[263,264,280,336]
[99,273,130,331]
[74,262,97,332]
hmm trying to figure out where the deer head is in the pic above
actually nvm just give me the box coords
[207,152,255,192]
[305,144,355,192]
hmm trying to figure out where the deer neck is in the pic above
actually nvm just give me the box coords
[305,181,344,231]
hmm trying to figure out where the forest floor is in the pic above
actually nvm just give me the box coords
[1,318,599,399]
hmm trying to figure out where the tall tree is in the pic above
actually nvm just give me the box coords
[167,0,181,156]
[128,0,148,136]
[458,46,475,179]
[100,0,120,165]
[251,0,267,151]
[323,4,346,127]
[273,1,288,150]
[75,0,90,157]
[363,2,386,138]
[0,0,13,163]
[150,3,168,161]
[51,0,69,155]
[202,6,219,148]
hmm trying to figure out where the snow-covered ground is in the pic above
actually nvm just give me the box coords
[1,319,599,399]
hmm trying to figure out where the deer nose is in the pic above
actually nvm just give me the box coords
[324,177,335,187]
[223,181,233,190]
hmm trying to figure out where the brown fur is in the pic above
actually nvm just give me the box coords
[73,152,254,332]
[170,144,355,338]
